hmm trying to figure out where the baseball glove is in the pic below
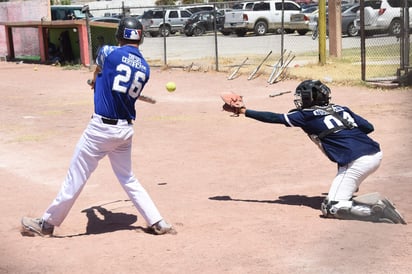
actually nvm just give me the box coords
[220,92,245,116]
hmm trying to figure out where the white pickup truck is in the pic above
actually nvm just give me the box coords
[224,0,307,36]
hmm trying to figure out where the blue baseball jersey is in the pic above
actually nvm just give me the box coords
[94,45,150,120]
[245,105,380,166]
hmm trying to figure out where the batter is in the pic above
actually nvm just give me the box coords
[21,17,176,236]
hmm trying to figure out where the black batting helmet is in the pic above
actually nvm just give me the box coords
[294,80,331,109]
[115,17,144,45]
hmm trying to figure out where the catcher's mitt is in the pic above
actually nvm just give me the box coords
[220,92,245,116]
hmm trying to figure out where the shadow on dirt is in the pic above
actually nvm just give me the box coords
[53,200,153,238]
[209,194,326,210]
[80,206,141,235]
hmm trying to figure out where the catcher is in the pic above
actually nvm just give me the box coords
[221,80,406,224]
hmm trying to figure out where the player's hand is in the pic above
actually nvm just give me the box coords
[87,79,95,90]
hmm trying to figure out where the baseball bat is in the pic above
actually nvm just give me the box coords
[269,91,292,97]
[248,50,272,80]
[269,54,295,84]
[227,57,248,80]
[87,79,156,104]
[267,49,287,83]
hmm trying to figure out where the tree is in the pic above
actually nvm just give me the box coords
[155,0,176,5]
[50,0,72,5]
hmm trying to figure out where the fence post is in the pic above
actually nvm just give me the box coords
[213,3,219,71]
[162,7,167,66]
[359,0,366,81]
[318,0,327,65]
[400,0,410,70]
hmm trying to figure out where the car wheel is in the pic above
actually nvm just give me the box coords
[185,31,193,37]
[235,30,247,37]
[347,22,358,37]
[220,30,232,36]
[159,25,171,37]
[149,31,159,37]
[297,29,308,35]
[388,19,401,36]
[193,26,205,36]
[254,21,267,36]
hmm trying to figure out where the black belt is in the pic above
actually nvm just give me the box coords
[101,117,132,125]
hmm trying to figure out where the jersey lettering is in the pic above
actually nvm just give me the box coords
[322,111,357,130]
[113,64,146,98]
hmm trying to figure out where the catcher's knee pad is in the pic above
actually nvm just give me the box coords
[321,198,353,218]
[321,199,375,222]
[321,198,336,218]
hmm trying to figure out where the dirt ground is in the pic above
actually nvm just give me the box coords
[0,61,411,274]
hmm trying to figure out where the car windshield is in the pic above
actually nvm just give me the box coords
[73,10,86,19]
[341,4,353,12]
[302,6,318,13]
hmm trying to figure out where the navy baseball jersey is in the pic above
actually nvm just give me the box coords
[94,45,150,120]
[245,105,380,166]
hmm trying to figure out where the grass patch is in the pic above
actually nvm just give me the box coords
[150,42,404,86]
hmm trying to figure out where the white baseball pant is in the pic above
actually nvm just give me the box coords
[41,115,163,227]
[327,151,383,212]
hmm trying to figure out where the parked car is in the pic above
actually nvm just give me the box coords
[141,8,193,37]
[292,3,360,37]
[337,3,360,36]
[354,0,412,36]
[224,0,304,36]
[231,2,255,10]
[51,5,92,20]
[90,17,120,24]
[290,3,319,35]
[185,5,215,14]
[183,10,226,36]
[301,3,318,14]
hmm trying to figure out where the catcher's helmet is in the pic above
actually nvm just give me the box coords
[115,17,144,45]
[294,80,331,109]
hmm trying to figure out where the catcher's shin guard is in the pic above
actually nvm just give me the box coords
[321,193,407,224]
[353,192,407,224]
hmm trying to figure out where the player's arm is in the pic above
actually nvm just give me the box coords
[92,65,101,84]
[87,65,101,90]
[357,119,374,134]
[346,108,374,134]
[88,45,112,89]
[244,109,284,124]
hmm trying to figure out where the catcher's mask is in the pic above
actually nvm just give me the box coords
[294,80,331,109]
[115,17,144,45]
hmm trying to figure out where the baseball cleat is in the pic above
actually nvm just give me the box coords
[151,219,177,235]
[21,217,54,237]
[378,198,407,225]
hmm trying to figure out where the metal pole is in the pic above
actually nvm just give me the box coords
[360,0,366,81]
[162,7,167,66]
[402,0,410,69]
[213,4,219,71]
[281,0,284,65]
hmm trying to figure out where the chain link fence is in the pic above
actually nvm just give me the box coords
[86,1,324,76]
[357,0,411,85]
[86,1,409,85]
[5,1,409,86]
